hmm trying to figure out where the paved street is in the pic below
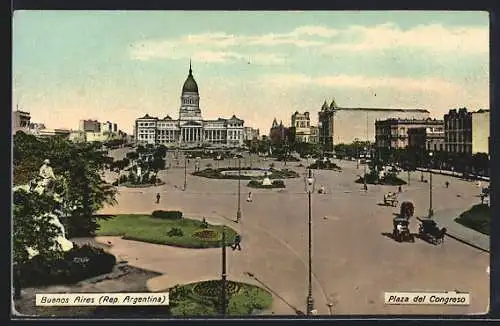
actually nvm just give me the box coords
[98,151,490,315]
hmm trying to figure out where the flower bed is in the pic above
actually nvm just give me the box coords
[193,168,299,180]
[192,280,241,300]
[247,180,285,189]
[192,229,221,241]
[169,280,272,316]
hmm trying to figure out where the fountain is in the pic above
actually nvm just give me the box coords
[262,172,272,186]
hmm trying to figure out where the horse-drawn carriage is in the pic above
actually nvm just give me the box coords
[418,218,447,245]
[392,201,415,242]
[383,192,398,207]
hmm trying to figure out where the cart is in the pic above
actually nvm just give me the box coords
[418,218,446,245]
[383,192,398,207]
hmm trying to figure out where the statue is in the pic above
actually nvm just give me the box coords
[14,159,74,259]
[39,159,56,180]
[136,166,142,183]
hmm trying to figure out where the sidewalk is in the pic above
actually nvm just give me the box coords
[415,168,490,182]
[418,208,490,252]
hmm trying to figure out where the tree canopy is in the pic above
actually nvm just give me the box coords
[13,131,118,240]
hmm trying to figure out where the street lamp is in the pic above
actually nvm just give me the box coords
[220,225,228,316]
[355,139,359,169]
[428,151,434,217]
[184,156,187,191]
[236,157,242,223]
[363,146,368,191]
[304,169,316,315]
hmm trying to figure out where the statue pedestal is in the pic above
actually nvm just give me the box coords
[262,177,272,186]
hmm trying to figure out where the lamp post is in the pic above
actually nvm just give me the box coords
[305,169,315,315]
[236,157,242,223]
[220,225,227,316]
[363,146,368,191]
[184,156,187,191]
[356,141,359,169]
[428,151,434,217]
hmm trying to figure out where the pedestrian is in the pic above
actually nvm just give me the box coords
[156,193,161,204]
[398,185,402,193]
[247,191,253,202]
[363,183,368,191]
[232,234,242,251]
[445,181,450,188]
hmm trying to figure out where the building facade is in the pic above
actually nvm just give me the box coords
[269,118,292,146]
[472,109,489,154]
[444,108,472,154]
[318,99,430,147]
[309,126,319,144]
[408,126,445,152]
[79,119,101,133]
[243,127,260,141]
[135,63,244,148]
[12,109,31,134]
[291,111,311,143]
[375,118,444,150]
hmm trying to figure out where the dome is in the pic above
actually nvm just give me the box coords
[182,62,199,94]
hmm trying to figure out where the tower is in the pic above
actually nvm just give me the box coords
[179,61,202,121]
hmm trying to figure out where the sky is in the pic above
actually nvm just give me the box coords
[13,11,489,134]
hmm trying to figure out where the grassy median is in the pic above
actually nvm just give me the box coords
[97,214,238,248]
[454,204,490,236]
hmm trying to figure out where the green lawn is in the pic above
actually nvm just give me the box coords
[455,204,491,236]
[169,280,273,316]
[97,215,238,248]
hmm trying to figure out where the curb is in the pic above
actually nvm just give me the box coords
[416,217,490,253]
[443,232,490,253]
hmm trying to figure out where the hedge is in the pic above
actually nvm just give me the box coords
[18,244,116,287]
[152,210,183,220]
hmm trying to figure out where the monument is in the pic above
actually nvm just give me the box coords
[14,159,74,258]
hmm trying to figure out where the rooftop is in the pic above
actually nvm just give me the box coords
[337,107,430,113]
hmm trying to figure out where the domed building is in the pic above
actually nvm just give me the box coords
[134,62,245,148]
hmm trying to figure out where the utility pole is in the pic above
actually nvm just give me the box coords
[236,158,242,223]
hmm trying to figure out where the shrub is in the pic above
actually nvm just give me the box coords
[167,227,184,237]
[308,159,341,170]
[272,180,285,187]
[355,173,407,186]
[152,210,183,220]
[19,244,116,287]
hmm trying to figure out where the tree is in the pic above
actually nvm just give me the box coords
[13,188,65,267]
[13,132,118,238]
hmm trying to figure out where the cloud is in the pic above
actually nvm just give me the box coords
[130,23,488,63]
[323,23,488,54]
[129,25,338,62]
[262,73,461,93]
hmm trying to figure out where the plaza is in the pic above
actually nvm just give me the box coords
[99,149,489,315]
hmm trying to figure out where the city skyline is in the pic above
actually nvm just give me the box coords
[13,11,489,134]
